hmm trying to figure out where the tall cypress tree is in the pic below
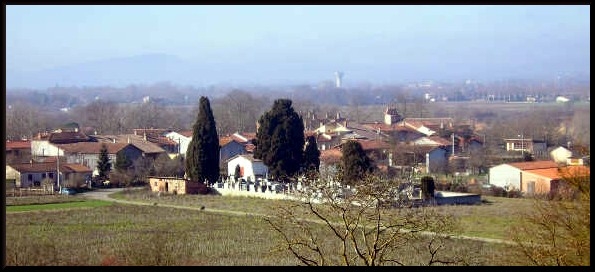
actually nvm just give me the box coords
[185,96,220,184]
[341,140,373,186]
[97,143,112,181]
[254,99,305,182]
[303,135,320,172]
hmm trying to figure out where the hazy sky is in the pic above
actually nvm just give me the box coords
[6,5,590,85]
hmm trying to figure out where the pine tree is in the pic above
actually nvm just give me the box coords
[303,135,320,172]
[254,99,305,182]
[97,143,112,181]
[185,96,220,185]
[341,140,373,186]
[115,151,132,172]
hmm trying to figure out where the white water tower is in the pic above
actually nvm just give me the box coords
[334,71,344,88]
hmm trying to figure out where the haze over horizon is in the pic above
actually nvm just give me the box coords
[6,5,590,89]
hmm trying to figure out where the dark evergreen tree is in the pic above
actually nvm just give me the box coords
[234,164,242,181]
[254,99,305,182]
[341,140,373,186]
[420,176,435,200]
[303,135,320,172]
[97,143,112,181]
[185,96,220,185]
[114,151,132,172]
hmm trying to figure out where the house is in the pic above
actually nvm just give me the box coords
[401,117,454,137]
[6,161,59,188]
[386,141,449,174]
[147,176,205,195]
[164,130,193,157]
[226,154,268,182]
[31,130,92,157]
[219,132,257,165]
[4,160,88,189]
[90,134,166,160]
[56,142,144,177]
[521,165,590,196]
[60,164,93,188]
[5,140,32,164]
[132,128,178,154]
[314,119,351,136]
[359,122,425,143]
[503,137,547,158]
[488,160,559,191]
[550,146,573,164]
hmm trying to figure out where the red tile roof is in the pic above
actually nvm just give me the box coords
[6,140,31,150]
[219,136,235,146]
[48,131,91,144]
[92,134,165,153]
[56,142,129,154]
[508,160,559,170]
[320,149,342,164]
[355,140,392,151]
[8,162,58,173]
[61,164,92,173]
[426,135,452,146]
[525,165,590,180]
[179,130,193,138]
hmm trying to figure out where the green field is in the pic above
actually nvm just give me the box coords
[6,199,113,212]
[3,189,561,266]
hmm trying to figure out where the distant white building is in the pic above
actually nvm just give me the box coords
[226,154,268,182]
[550,146,573,164]
[556,96,570,103]
[164,130,192,157]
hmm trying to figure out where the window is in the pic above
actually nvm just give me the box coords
[42,173,47,179]
[49,173,54,179]
[28,174,33,181]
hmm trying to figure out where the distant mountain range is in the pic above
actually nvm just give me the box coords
[5,53,337,90]
[6,53,590,90]
[7,54,210,89]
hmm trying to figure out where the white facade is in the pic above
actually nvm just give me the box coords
[550,146,573,164]
[227,155,268,182]
[31,140,63,157]
[164,131,192,157]
[489,164,522,190]
[426,147,448,173]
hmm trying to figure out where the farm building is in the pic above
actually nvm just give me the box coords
[521,165,590,196]
[147,176,205,195]
[489,160,559,191]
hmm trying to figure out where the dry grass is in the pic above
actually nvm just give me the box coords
[115,188,532,240]
[5,188,543,266]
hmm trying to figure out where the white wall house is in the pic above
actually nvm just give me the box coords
[31,140,63,157]
[164,131,192,157]
[226,154,268,182]
[488,164,522,190]
[489,161,559,190]
[550,146,573,164]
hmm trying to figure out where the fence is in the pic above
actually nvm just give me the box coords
[6,187,56,197]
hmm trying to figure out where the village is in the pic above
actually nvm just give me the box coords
[5,105,589,204]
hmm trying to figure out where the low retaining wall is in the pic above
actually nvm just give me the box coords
[212,182,298,200]
[433,191,482,205]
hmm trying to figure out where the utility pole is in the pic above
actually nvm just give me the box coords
[56,146,61,193]
[518,133,524,159]
[451,133,455,157]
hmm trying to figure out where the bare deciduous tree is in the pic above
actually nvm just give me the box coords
[508,168,590,266]
[265,173,471,266]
